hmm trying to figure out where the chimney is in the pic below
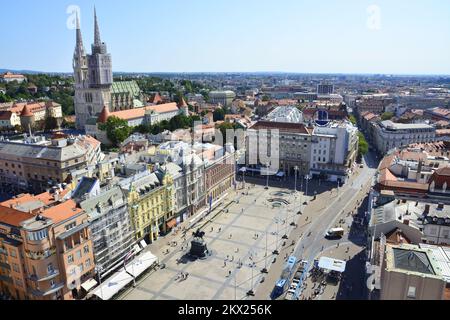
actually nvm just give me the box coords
[424,204,430,215]
[438,203,444,210]
[403,219,410,226]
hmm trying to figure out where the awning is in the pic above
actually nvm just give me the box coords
[90,251,158,300]
[167,219,177,229]
[318,257,346,273]
[139,239,148,249]
[80,278,98,292]
[133,244,142,255]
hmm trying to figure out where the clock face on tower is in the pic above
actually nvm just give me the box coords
[314,109,330,127]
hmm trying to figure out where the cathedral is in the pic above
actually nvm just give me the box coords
[73,9,144,130]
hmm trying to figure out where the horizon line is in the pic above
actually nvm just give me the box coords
[2,68,450,78]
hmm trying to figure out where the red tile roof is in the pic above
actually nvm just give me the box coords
[97,106,111,124]
[0,206,34,227]
[41,200,82,224]
[250,121,311,134]
[20,104,33,117]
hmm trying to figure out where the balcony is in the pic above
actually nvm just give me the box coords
[0,261,11,270]
[0,274,13,284]
[29,269,60,282]
[30,282,64,297]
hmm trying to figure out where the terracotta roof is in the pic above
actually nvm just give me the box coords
[250,121,311,135]
[10,101,60,116]
[109,108,145,121]
[97,106,111,123]
[146,102,179,114]
[150,93,163,104]
[1,72,25,79]
[107,102,179,121]
[41,200,82,224]
[0,111,13,120]
[1,189,71,213]
[0,206,34,227]
[399,150,427,162]
[20,104,33,117]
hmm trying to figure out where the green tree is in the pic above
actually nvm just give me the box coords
[381,112,394,121]
[349,115,357,125]
[44,116,58,132]
[98,116,131,147]
[357,132,369,162]
[213,108,225,121]
[0,92,12,103]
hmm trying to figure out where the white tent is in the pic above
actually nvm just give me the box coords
[90,251,158,300]
[318,257,346,273]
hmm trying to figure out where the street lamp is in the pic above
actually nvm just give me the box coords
[261,231,269,274]
[273,218,280,255]
[294,166,299,193]
[265,162,270,190]
[304,174,310,205]
[281,208,289,240]
[247,251,256,297]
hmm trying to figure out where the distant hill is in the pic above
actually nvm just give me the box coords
[0,69,71,76]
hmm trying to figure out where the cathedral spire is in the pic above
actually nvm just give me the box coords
[94,6,101,45]
[74,11,85,58]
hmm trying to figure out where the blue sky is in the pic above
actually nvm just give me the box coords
[1,0,450,74]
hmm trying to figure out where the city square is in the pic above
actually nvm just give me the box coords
[118,182,305,300]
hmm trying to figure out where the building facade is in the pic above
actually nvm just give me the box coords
[209,91,236,108]
[0,196,94,300]
[373,121,436,155]
[0,135,102,194]
[119,170,174,243]
[78,186,134,278]
[246,121,313,176]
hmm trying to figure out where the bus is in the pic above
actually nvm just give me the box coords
[271,279,288,299]
[271,256,297,299]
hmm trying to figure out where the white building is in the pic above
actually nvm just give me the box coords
[374,121,436,155]
[310,121,359,183]
[209,91,236,107]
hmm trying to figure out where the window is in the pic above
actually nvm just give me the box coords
[83,245,89,254]
[47,263,54,274]
[9,249,17,258]
[75,250,82,260]
[27,229,48,241]
[65,222,76,231]
[407,286,416,299]
[68,255,74,264]
[12,263,19,273]
[85,259,91,268]
[78,264,84,273]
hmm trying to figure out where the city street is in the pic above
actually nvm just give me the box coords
[254,151,378,300]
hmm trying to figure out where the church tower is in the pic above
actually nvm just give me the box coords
[74,8,113,130]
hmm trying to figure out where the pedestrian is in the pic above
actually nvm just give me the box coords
[228,270,232,277]
[229,233,233,239]
[224,260,227,267]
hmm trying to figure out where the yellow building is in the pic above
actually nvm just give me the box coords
[119,170,174,243]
